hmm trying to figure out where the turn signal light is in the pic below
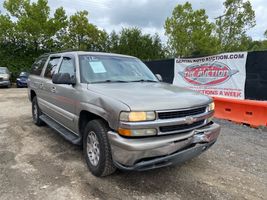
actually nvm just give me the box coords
[118,128,157,137]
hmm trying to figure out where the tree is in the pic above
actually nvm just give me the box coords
[60,10,108,51]
[107,31,120,52]
[246,29,267,52]
[0,0,69,79]
[216,0,256,51]
[0,15,16,44]
[165,2,219,57]
[248,40,267,51]
[108,27,166,60]
[3,0,68,52]
[91,30,109,52]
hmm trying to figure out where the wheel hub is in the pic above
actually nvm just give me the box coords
[33,103,38,120]
[87,131,100,166]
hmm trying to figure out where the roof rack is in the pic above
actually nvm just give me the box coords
[40,49,83,56]
[52,49,82,54]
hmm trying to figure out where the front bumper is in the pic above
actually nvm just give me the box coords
[17,80,28,87]
[108,122,220,170]
[0,80,10,86]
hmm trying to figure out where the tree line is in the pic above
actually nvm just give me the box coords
[0,0,266,78]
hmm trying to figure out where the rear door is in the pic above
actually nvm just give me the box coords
[48,55,77,132]
[29,55,49,109]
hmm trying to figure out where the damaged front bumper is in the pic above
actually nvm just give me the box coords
[108,122,220,171]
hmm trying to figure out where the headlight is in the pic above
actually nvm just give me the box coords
[120,111,156,122]
[118,128,157,137]
[207,102,215,112]
[2,75,9,80]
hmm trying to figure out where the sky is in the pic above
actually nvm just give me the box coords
[0,0,266,43]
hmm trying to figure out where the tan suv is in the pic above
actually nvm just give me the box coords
[28,51,220,177]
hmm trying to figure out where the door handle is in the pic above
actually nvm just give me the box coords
[51,86,56,93]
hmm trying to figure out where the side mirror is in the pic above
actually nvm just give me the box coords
[155,74,163,82]
[52,73,76,85]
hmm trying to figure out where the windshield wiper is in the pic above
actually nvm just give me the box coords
[91,80,129,83]
[130,79,158,83]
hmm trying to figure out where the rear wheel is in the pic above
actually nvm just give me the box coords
[32,96,44,126]
[83,119,116,177]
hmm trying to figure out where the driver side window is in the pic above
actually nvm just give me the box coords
[44,57,60,79]
[58,57,75,78]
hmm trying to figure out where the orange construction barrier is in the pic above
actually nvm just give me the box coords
[213,97,267,128]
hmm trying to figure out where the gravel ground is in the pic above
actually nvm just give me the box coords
[0,88,266,200]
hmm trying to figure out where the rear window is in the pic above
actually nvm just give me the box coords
[30,56,48,76]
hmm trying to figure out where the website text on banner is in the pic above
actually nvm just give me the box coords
[173,52,247,100]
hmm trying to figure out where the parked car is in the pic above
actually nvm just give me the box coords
[28,51,220,177]
[16,72,29,88]
[0,67,11,88]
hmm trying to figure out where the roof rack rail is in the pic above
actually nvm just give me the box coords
[52,49,82,54]
[40,49,83,56]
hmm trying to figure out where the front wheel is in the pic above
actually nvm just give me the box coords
[32,96,44,126]
[83,119,116,177]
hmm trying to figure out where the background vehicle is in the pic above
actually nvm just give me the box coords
[0,67,11,88]
[28,51,220,177]
[16,72,29,88]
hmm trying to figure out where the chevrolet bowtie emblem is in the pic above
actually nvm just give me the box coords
[185,116,195,125]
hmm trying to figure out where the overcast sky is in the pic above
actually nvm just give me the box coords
[0,0,266,42]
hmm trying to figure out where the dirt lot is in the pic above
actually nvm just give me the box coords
[0,88,266,200]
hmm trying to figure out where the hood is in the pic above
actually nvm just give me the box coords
[18,76,28,80]
[87,82,211,111]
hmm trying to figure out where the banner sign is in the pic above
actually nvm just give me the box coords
[173,52,247,99]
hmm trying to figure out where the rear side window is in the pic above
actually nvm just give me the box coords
[44,57,61,79]
[30,56,48,76]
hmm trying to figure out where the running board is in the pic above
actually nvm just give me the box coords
[40,114,82,145]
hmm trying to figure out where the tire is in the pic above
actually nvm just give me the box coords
[32,96,44,126]
[83,119,116,177]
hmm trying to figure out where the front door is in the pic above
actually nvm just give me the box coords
[39,56,61,119]
[50,56,77,133]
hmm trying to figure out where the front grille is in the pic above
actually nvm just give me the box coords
[159,120,205,133]
[158,106,206,119]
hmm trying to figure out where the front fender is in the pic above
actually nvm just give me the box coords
[78,96,130,130]
[79,102,110,125]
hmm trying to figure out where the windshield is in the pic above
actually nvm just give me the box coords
[19,72,29,77]
[79,55,158,83]
[0,68,7,74]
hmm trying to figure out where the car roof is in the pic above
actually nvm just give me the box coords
[44,51,136,59]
